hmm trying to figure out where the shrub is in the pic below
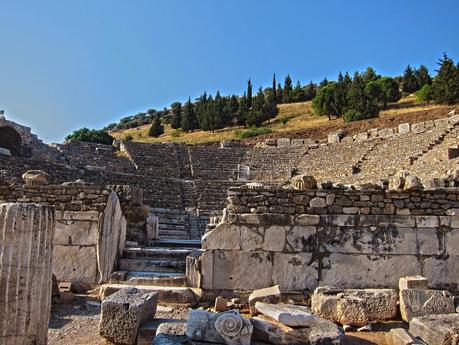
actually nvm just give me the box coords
[171,129,182,138]
[123,134,133,141]
[65,128,114,145]
[237,126,272,139]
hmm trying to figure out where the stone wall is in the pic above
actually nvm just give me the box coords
[0,203,54,344]
[0,114,60,160]
[188,186,459,293]
[0,184,132,284]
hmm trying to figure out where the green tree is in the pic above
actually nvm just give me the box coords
[276,83,283,103]
[432,53,459,104]
[247,79,253,108]
[344,72,379,122]
[148,114,164,137]
[282,75,293,103]
[377,77,401,108]
[170,102,182,129]
[196,92,210,130]
[363,67,379,83]
[312,82,340,120]
[365,80,383,104]
[415,65,432,87]
[291,81,306,102]
[402,65,419,93]
[65,128,114,145]
[272,74,277,103]
[416,84,434,105]
[304,81,317,101]
[181,97,197,131]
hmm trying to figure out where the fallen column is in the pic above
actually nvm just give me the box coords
[0,203,55,345]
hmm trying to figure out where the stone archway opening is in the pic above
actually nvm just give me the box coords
[0,126,22,156]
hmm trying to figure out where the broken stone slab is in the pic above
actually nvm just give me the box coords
[137,319,185,345]
[255,302,319,327]
[399,276,428,290]
[399,289,454,322]
[385,328,423,345]
[153,322,188,345]
[409,314,459,345]
[100,288,159,345]
[251,315,342,345]
[214,296,228,312]
[249,285,281,315]
[311,286,397,326]
[186,309,253,345]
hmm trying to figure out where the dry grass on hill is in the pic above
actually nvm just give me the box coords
[111,95,457,145]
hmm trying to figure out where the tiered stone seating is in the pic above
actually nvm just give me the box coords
[346,127,451,184]
[297,140,376,182]
[122,142,191,179]
[242,146,308,181]
[187,145,245,180]
[58,141,136,174]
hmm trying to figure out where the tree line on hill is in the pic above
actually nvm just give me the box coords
[66,53,459,143]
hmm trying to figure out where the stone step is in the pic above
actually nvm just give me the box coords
[123,247,198,260]
[101,283,200,306]
[118,258,186,273]
[110,271,188,287]
[151,239,201,248]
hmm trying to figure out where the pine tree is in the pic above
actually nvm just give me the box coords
[148,114,164,137]
[292,81,305,103]
[415,65,432,87]
[377,77,401,109]
[276,83,283,103]
[304,81,317,101]
[170,102,182,129]
[181,97,197,131]
[344,72,379,122]
[319,77,329,89]
[433,53,459,104]
[247,79,253,108]
[402,65,419,93]
[282,75,293,103]
[363,67,378,83]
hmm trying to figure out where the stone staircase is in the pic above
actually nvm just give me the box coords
[110,239,201,287]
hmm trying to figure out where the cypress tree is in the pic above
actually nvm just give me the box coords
[272,74,277,103]
[276,83,283,103]
[247,79,253,108]
[181,97,196,131]
[170,102,182,129]
[282,75,293,103]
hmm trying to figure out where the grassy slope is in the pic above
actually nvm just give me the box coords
[110,95,452,145]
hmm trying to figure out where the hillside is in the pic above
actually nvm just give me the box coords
[110,95,457,145]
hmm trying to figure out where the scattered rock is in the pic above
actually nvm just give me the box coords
[404,175,424,190]
[399,276,428,290]
[357,324,372,332]
[254,302,319,327]
[410,314,459,345]
[153,322,188,345]
[186,309,252,345]
[251,315,342,345]
[214,296,228,312]
[292,175,317,190]
[249,285,281,315]
[312,286,397,326]
[385,328,421,345]
[399,289,454,322]
[99,288,159,345]
[22,170,52,186]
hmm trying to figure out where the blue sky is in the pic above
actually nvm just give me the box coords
[1,0,458,143]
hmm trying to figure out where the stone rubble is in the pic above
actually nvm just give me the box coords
[254,302,319,327]
[399,289,455,322]
[248,285,282,315]
[409,313,459,345]
[99,288,159,345]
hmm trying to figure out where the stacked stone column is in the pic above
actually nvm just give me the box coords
[0,203,55,345]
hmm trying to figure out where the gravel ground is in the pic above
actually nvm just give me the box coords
[48,294,396,345]
[48,295,190,345]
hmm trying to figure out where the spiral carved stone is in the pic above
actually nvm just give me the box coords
[215,312,243,337]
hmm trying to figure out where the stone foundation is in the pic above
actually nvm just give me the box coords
[0,203,55,345]
[188,186,459,292]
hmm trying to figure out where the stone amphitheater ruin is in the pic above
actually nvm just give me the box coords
[3,109,459,344]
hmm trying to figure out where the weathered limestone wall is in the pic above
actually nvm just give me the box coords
[188,187,459,292]
[0,185,131,284]
[0,203,55,345]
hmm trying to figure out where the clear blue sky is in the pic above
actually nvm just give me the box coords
[1,0,458,143]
